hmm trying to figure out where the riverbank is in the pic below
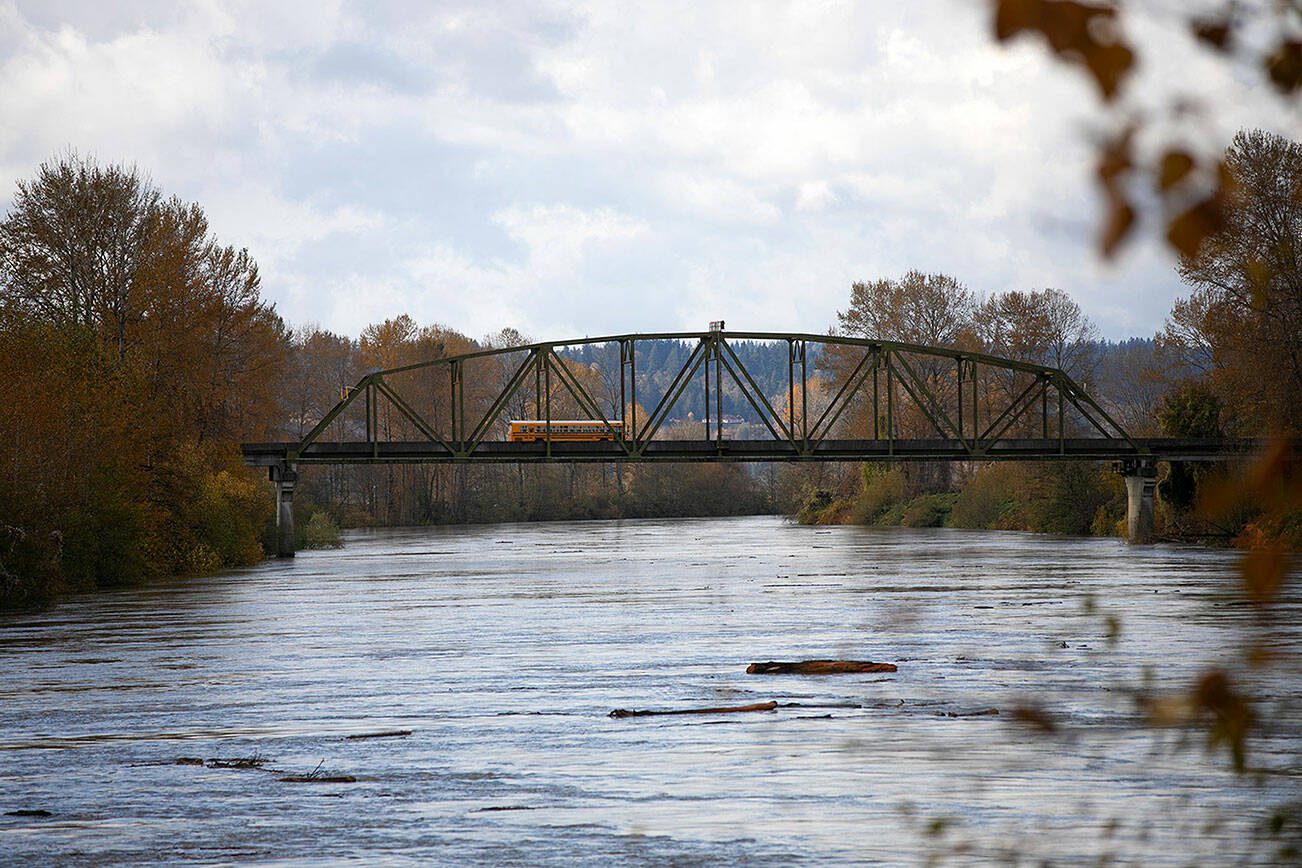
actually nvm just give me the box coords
[795,462,1128,537]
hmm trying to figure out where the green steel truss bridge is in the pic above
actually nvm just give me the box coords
[241,329,1266,552]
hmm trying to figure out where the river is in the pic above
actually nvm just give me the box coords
[1,516,1297,864]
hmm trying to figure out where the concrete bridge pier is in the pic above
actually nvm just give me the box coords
[270,462,297,557]
[1121,459,1157,545]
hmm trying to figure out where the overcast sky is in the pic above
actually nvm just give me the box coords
[0,1,1295,342]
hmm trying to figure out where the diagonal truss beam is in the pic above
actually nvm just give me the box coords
[545,350,633,455]
[373,376,453,451]
[889,351,964,442]
[808,346,880,447]
[718,338,796,445]
[637,340,708,447]
[465,348,541,450]
[978,374,1043,443]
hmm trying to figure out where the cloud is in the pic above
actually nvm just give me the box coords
[493,202,649,277]
[0,0,1295,345]
[795,180,834,212]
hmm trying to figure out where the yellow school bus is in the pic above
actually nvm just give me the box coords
[508,420,623,442]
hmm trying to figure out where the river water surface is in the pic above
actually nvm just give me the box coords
[1,516,1298,864]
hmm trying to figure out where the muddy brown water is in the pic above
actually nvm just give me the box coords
[1,516,1297,863]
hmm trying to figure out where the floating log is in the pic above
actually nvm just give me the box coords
[6,809,52,818]
[175,757,205,766]
[206,757,269,769]
[777,701,864,709]
[277,775,357,783]
[945,708,999,718]
[345,730,412,740]
[746,660,897,675]
[609,700,778,719]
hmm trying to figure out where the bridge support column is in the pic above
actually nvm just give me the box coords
[1121,459,1156,545]
[270,463,298,558]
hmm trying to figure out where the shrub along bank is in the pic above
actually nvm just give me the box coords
[797,462,1128,537]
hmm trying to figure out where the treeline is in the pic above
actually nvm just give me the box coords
[0,156,287,607]
[796,130,1300,546]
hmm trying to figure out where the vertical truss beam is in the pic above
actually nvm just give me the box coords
[719,339,795,444]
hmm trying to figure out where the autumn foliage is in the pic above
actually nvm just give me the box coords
[992,1,1298,262]
[0,155,286,607]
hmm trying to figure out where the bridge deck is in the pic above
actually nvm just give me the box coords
[241,437,1259,466]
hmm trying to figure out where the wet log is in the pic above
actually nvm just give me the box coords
[277,775,357,783]
[6,809,53,818]
[345,730,412,740]
[945,708,999,718]
[746,660,897,675]
[206,757,269,769]
[609,700,778,719]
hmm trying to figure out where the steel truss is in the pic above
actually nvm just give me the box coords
[239,330,1185,467]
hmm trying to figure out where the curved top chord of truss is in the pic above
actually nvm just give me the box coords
[282,330,1142,464]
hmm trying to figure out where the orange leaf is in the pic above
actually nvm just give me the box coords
[1243,437,1293,498]
[1192,669,1254,772]
[1266,39,1302,95]
[1241,547,1290,604]
[1166,195,1225,259]
[1095,126,1133,188]
[1100,195,1135,258]
[1157,150,1195,191]
[1011,705,1058,732]
[1082,40,1135,101]
[1191,18,1232,51]
[992,1,1134,101]
[993,0,1038,41]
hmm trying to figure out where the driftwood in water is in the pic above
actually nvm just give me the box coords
[206,756,269,769]
[945,708,999,718]
[345,730,412,740]
[277,759,354,782]
[609,700,778,719]
[746,660,897,675]
[6,809,52,818]
[277,775,358,783]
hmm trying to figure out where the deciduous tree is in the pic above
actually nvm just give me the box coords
[1160,130,1302,432]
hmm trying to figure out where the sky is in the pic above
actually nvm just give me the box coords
[0,1,1296,342]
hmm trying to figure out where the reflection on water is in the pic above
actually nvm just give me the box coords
[0,517,1297,863]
